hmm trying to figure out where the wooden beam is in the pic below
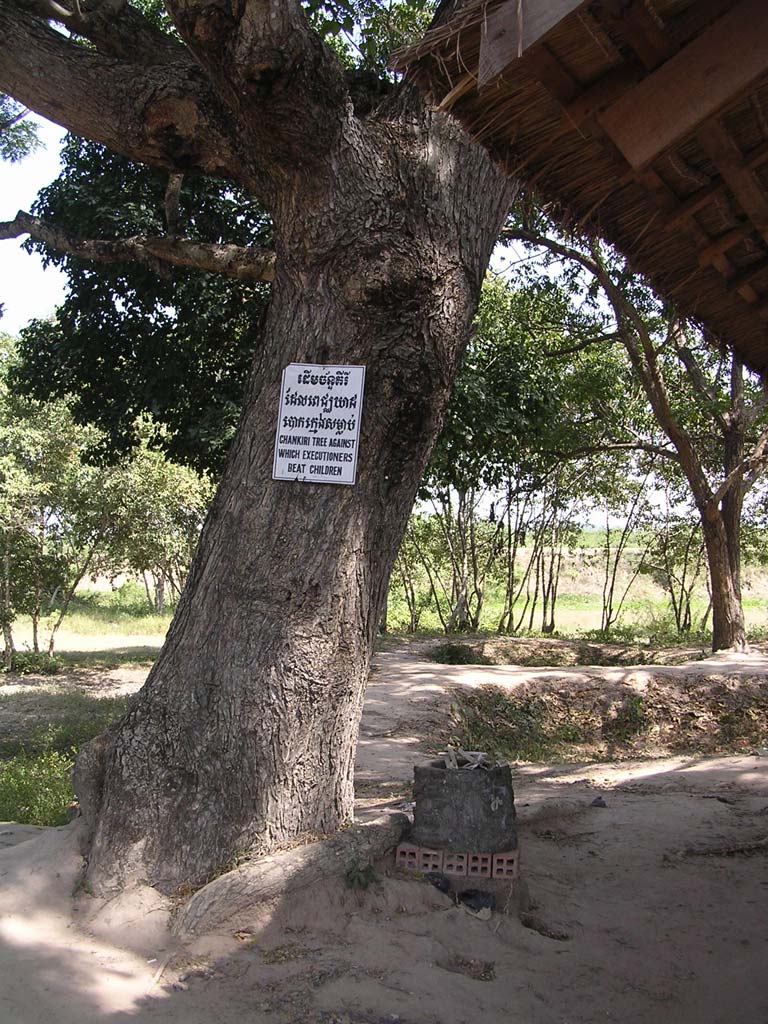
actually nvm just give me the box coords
[669,0,736,47]
[560,63,643,128]
[524,43,581,103]
[478,0,587,87]
[596,0,676,71]
[725,255,768,294]
[573,8,623,63]
[662,180,729,231]
[663,139,768,231]
[699,122,768,246]
[698,222,754,266]
[558,1,755,135]
[598,0,768,170]
[641,167,761,307]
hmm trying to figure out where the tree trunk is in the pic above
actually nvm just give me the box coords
[74,91,513,893]
[700,508,746,651]
[2,540,13,671]
[720,426,745,610]
[142,571,154,610]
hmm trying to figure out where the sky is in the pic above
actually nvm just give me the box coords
[0,116,68,335]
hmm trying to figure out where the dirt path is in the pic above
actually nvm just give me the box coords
[1,641,768,1023]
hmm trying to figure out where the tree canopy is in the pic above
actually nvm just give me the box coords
[13,137,271,472]
[0,94,39,162]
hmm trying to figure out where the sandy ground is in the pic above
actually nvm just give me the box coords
[2,641,768,1022]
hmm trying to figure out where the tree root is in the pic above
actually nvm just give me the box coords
[174,812,409,937]
[665,836,768,861]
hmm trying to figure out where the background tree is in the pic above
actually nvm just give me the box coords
[101,430,215,609]
[12,137,271,472]
[506,216,768,650]
[421,273,627,636]
[0,94,39,163]
[0,337,212,658]
[640,486,707,637]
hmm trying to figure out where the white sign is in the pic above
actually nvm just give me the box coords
[272,363,366,485]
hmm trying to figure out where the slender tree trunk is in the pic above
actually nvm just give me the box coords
[74,93,513,893]
[2,539,13,671]
[700,508,746,650]
[142,571,154,610]
[720,427,745,611]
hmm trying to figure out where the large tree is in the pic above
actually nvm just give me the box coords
[0,0,513,892]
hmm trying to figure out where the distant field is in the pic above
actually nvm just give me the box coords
[8,545,768,653]
[386,545,768,638]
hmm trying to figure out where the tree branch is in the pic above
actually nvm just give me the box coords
[669,322,729,434]
[164,0,349,171]
[0,106,30,131]
[18,0,192,67]
[743,381,768,426]
[1,210,276,282]
[710,425,768,506]
[507,225,714,505]
[501,228,601,277]
[543,332,621,358]
[0,2,250,186]
[554,441,679,463]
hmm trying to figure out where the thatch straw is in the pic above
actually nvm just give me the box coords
[391,0,768,372]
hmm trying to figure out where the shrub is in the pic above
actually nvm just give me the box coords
[2,651,62,675]
[603,695,648,740]
[429,643,491,666]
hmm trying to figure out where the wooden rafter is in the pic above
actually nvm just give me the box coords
[595,0,676,70]
[697,222,754,267]
[599,0,768,170]
[638,168,761,309]
[725,256,768,294]
[517,3,768,317]
[698,121,768,243]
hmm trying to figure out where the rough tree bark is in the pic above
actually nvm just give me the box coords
[0,0,513,891]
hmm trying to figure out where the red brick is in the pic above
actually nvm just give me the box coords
[492,850,519,879]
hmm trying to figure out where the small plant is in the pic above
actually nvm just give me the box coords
[449,687,565,761]
[0,689,129,825]
[345,861,378,890]
[604,695,648,740]
[579,624,640,645]
[0,692,129,758]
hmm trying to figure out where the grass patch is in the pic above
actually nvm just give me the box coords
[0,750,76,826]
[448,687,587,761]
[56,647,158,670]
[2,651,63,676]
[14,583,173,640]
[0,688,129,825]
[602,694,649,741]
[448,675,768,762]
[0,689,129,757]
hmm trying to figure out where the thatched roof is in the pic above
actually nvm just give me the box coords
[392,0,768,374]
